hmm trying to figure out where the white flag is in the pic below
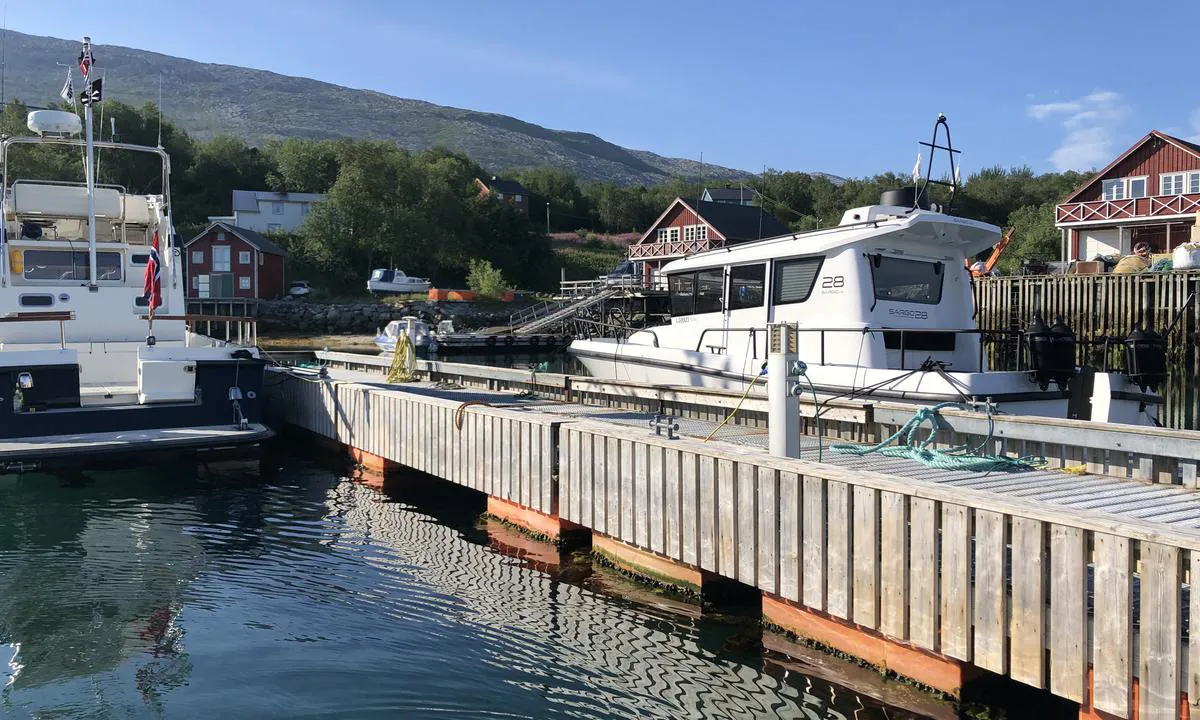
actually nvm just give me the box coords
[911,153,922,184]
[59,69,73,103]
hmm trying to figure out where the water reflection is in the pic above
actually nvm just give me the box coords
[0,454,935,719]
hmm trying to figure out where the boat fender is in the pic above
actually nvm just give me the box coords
[504,335,515,346]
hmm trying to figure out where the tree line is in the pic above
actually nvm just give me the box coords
[0,98,1090,290]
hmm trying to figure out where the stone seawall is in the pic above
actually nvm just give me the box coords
[256,300,520,335]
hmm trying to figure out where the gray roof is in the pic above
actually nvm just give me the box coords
[184,221,289,257]
[692,200,789,242]
[704,187,756,202]
[481,176,528,196]
[231,189,327,213]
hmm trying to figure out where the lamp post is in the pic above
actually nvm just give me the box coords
[545,202,551,235]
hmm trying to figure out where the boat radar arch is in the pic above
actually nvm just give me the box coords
[26,110,82,137]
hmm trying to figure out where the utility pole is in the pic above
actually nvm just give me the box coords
[545,202,550,235]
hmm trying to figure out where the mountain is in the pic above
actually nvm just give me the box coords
[0,30,756,186]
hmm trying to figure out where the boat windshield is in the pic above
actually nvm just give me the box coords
[372,269,393,282]
[870,256,944,305]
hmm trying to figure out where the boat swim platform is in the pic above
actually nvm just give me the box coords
[0,422,273,470]
[267,363,1200,718]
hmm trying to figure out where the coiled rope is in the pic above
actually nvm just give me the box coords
[830,401,1042,472]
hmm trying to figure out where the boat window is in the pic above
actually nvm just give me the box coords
[18,294,53,307]
[870,255,943,305]
[772,257,823,305]
[695,269,724,314]
[669,273,695,316]
[728,264,765,310]
[130,253,149,265]
[22,250,123,282]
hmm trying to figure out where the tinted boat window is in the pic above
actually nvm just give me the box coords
[694,269,724,314]
[668,273,695,316]
[728,264,765,310]
[773,257,823,305]
[871,256,943,305]
[18,294,53,307]
[23,250,123,282]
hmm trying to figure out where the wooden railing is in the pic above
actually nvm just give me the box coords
[1056,193,1200,224]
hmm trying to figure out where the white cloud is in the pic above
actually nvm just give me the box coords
[1027,90,1130,170]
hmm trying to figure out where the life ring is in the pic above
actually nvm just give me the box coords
[486,335,497,347]
[504,335,515,346]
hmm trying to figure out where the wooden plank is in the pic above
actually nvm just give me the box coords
[802,476,825,612]
[717,459,737,578]
[699,456,718,572]
[1191,552,1200,712]
[939,503,972,662]
[826,481,851,620]
[757,467,779,596]
[738,462,757,585]
[973,510,1007,675]
[664,448,681,560]
[605,435,620,537]
[1050,523,1088,703]
[878,490,908,641]
[852,486,879,629]
[634,442,650,548]
[1092,533,1133,718]
[620,439,635,543]
[650,445,665,555]
[681,452,699,566]
[778,471,801,603]
[1139,543,1181,720]
[908,497,937,651]
[1009,517,1046,689]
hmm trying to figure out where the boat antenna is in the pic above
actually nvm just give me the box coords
[757,168,764,239]
[916,113,961,213]
[1,6,7,107]
[79,36,98,292]
[156,71,162,148]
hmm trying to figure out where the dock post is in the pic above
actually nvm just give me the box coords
[768,323,800,458]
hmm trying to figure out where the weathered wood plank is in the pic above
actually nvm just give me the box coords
[650,445,665,555]
[1139,543,1181,720]
[634,442,650,548]
[682,452,699,567]
[604,436,620,537]
[908,497,937,651]
[878,491,908,641]
[802,476,826,612]
[778,471,801,603]
[620,439,635,543]
[826,481,851,620]
[757,467,779,596]
[1009,516,1045,689]
[738,461,757,585]
[939,503,971,662]
[973,510,1007,675]
[699,456,718,572]
[664,448,681,559]
[852,486,879,629]
[1092,533,1133,718]
[717,459,737,578]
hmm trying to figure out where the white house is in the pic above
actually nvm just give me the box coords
[207,190,326,234]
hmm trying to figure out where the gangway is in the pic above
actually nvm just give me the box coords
[510,287,621,335]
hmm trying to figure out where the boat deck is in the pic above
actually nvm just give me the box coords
[0,423,273,468]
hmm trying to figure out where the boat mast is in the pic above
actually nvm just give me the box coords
[81,36,97,292]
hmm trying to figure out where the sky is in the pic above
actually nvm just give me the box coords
[7,0,1199,179]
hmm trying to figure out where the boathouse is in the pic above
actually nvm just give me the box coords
[628,197,790,285]
[1056,130,1200,262]
[184,221,288,299]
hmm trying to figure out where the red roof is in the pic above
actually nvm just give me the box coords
[1060,130,1200,204]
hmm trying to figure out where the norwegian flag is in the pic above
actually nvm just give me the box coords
[78,43,94,78]
[143,231,162,310]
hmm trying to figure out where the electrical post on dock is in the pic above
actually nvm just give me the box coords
[767,322,801,458]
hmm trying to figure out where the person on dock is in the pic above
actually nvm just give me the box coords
[1112,242,1152,274]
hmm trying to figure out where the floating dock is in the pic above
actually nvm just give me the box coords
[267,351,1200,719]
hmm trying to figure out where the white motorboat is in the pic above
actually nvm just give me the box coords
[367,268,432,295]
[570,117,1164,425]
[0,36,270,469]
[374,317,437,354]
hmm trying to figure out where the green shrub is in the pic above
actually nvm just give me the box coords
[466,259,509,298]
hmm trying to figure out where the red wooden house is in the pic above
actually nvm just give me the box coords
[1056,131,1200,262]
[184,222,288,299]
[628,197,790,284]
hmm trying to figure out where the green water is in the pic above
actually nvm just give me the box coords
[0,450,944,719]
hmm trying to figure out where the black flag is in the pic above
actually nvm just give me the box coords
[81,77,102,106]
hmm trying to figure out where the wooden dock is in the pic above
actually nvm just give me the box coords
[266,356,1200,719]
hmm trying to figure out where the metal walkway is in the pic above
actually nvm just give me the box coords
[512,288,619,335]
[357,375,1200,534]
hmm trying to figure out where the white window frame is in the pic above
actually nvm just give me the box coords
[495,192,504,201]
[514,194,522,203]
[191,276,198,289]
[272,201,284,215]
[191,249,204,264]
[300,203,310,216]
[212,245,231,272]
[239,250,251,264]
[267,223,282,233]
[656,227,680,243]
[1188,171,1200,195]
[1161,172,1186,196]
[238,276,251,290]
[216,230,226,242]
[1102,178,1127,201]
[1128,176,1148,199]
[683,225,697,242]
[697,225,708,241]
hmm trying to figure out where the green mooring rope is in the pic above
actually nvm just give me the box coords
[829,402,1042,472]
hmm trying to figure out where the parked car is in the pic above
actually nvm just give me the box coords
[287,280,313,300]
[603,260,642,287]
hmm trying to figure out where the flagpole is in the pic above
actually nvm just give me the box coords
[81,36,97,293]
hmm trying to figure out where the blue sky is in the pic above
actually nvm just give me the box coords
[8,0,1199,178]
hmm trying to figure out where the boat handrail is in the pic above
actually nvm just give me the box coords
[572,317,660,347]
[0,311,75,348]
[10,177,129,196]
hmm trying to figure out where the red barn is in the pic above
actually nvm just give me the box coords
[1057,131,1200,262]
[184,222,288,299]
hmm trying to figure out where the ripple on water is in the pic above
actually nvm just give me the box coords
[0,458,928,720]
